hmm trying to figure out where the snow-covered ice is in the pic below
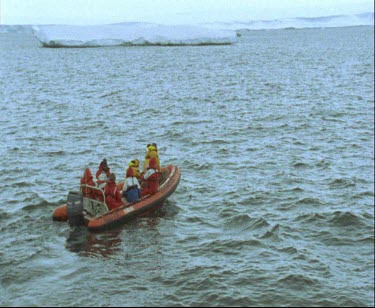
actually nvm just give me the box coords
[32,23,238,47]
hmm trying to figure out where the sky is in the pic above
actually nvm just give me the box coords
[0,0,373,25]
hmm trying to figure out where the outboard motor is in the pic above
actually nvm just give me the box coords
[66,191,84,227]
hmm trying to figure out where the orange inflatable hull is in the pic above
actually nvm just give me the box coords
[52,204,68,222]
[88,165,181,231]
[52,165,181,232]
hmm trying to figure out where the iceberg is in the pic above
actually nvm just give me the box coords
[32,23,237,47]
[0,24,34,34]
[201,12,374,30]
[2,12,373,41]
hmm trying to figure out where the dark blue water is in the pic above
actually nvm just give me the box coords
[0,26,374,307]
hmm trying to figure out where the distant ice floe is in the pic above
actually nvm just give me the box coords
[0,24,34,34]
[31,23,238,47]
[203,12,374,31]
[1,12,373,48]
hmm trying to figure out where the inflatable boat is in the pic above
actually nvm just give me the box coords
[52,165,181,232]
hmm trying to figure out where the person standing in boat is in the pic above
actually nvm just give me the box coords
[140,157,160,197]
[104,173,124,210]
[142,143,160,173]
[127,159,141,180]
[80,167,97,199]
[96,158,110,189]
[122,167,141,203]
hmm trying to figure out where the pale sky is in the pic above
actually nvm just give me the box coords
[0,0,373,25]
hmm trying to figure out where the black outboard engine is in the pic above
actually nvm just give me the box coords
[66,191,84,227]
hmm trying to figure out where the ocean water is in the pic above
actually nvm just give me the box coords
[0,26,374,307]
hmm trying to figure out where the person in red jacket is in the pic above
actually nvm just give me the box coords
[96,158,110,189]
[140,157,160,197]
[80,167,97,199]
[104,173,124,210]
[142,143,161,173]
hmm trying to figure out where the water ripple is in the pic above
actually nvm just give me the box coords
[0,27,374,307]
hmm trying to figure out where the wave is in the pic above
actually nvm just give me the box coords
[197,238,264,253]
[295,211,370,228]
[329,178,356,188]
[327,211,368,227]
[277,273,318,289]
[224,214,270,231]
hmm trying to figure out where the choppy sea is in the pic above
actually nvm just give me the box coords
[0,26,374,307]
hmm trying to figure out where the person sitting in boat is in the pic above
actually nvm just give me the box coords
[104,173,124,210]
[142,143,160,173]
[122,167,141,203]
[96,158,110,189]
[127,159,141,179]
[140,157,160,197]
[80,167,97,199]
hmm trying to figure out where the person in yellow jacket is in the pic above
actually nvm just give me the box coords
[142,143,160,173]
[126,159,141,180]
